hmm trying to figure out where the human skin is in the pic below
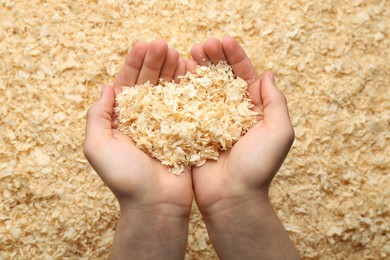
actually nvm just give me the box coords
[188,37,300,260]
[83,40,193,260]
[84,37,300,259]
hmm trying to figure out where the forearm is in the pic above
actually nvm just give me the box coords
[201,195,300,260]
[110,204,190,260]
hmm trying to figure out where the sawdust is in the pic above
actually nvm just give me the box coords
[0,0,389,259]
[115,63,257,175]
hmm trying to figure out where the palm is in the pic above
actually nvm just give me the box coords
[189,37,294,209]
[88,40,193,209]
[192,121,289,207]
[101,130,192,207]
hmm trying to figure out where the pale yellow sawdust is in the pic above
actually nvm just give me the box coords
[0,0,389,259]
[115,63,257,175]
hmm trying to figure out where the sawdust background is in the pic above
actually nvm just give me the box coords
[0,0,389,259]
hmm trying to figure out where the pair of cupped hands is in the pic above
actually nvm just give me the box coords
[84,37,294,225]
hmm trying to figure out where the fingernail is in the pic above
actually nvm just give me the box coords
[269,72,275,84]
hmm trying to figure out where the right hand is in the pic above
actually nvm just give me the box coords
[186,36,299,260]
[188,37,295,215]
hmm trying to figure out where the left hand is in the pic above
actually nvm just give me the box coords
[84,39,193,216]
[84,40,194,259]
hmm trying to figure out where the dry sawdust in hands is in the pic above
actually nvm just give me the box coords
[115,62,258,174]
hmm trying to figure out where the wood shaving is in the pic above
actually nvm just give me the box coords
[0,0,389,259]
[115,63,258,175]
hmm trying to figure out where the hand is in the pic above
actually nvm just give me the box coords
[84,40,192,259]
[188,37,299,259]
[189,37,294,212]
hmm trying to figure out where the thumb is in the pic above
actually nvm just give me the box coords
[260,72,292,129]
[85,85,115,145]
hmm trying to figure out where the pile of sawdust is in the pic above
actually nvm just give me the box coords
[0,0,389,259]
[115,63,257,175]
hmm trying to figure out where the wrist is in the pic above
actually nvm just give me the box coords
[197,187,270,220]
[197,193,300,260]
[119,200,191,226]
[120,205,190,241]
[118,194,193,220]
[199,191,272,231]
[110,204,190,260]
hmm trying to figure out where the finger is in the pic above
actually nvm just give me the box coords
[261,71,292,128]
[137,39,168,85]
[85,85,115,149]
[113,41,149,94]
[190,43,210,65]
[248,78,262,108]
[222,36,259,84]
[186,59,197,73]
[160,47,179,82]
[203,37,226,64]
[173,57,186,83]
